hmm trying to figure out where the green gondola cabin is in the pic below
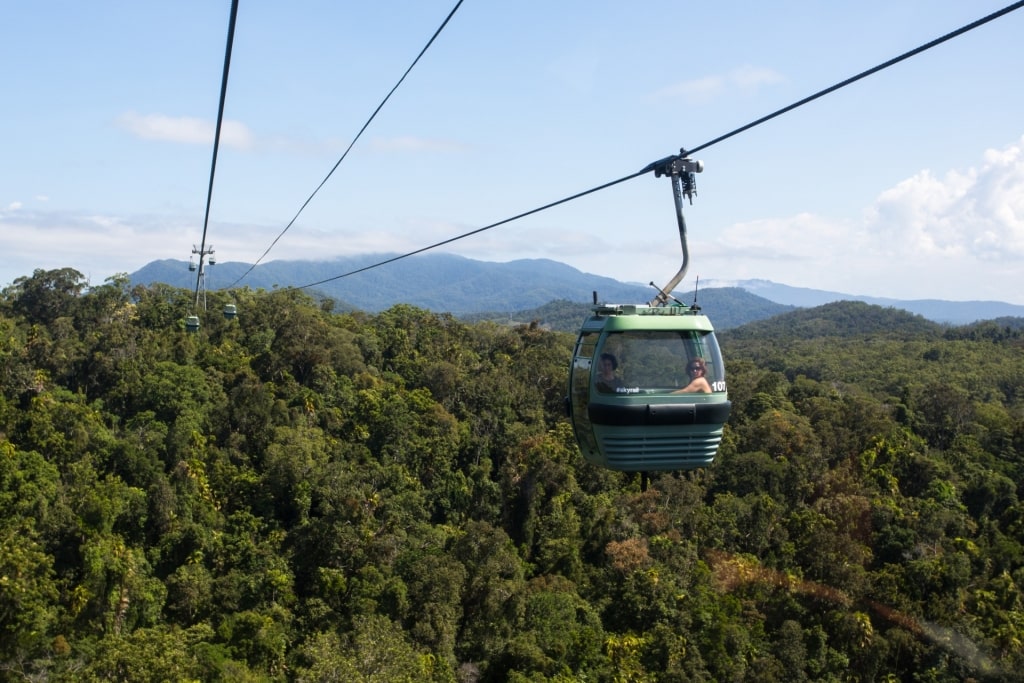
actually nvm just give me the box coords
[568,302,731,471]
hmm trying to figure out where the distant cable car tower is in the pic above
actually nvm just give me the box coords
[191,244,215,312]
[185,244,216,333]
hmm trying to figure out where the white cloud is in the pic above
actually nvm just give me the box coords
[864,135,1024,260]
[712,212,856,261]
[7,201,22,210]
[116,111,253,150]
[653,65,784,104]
[653,75,724,104]
[684,136,1024,300]
[730,64,785,90]
[863,169,972,257]
[114,113,460,157]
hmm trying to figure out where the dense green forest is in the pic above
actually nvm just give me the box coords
[2,268,1023,682]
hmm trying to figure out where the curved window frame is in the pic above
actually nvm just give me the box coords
[593,330,727,394]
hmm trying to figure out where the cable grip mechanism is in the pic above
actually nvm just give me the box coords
[642,149,704,306]
[643,149,703,204]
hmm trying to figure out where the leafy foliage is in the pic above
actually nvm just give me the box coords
[1,268,1023,681]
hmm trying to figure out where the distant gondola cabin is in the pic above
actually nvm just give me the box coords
[568,303,731,471]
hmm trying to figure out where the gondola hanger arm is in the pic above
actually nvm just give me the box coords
[643,150,704,306]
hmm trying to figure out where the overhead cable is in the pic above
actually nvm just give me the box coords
[194,0,239,309]
[228,0,466,289]
[295,172,645,290]
[687,0,1024,155]
[293,0,1024,291]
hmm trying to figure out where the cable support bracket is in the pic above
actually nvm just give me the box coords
[641,149,703,204]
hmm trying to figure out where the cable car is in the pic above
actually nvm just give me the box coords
[567,152,731,471]
[223,303,237,319]
[185,315,200,333]
[569,302,730,470]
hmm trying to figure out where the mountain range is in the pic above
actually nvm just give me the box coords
[710,278,1024,327]
[130,253,1024,329]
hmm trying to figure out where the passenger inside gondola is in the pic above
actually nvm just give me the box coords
[595,353,625,392]
[672,357,711,394]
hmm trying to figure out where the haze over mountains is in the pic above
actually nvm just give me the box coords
[130,253,1024,328]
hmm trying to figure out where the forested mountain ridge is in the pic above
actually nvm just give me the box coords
[129,254,1024,325]
[131,254,653,315]
[462,287,795,333]
[722,300,947,342]
[724,278,1024,324]
[2,267,1023,681]
[134,256,795,329]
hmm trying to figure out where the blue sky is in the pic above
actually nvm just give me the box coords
[3,1,1023,304]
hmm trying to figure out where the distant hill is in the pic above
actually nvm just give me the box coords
[131,255,657,315]
[721,300,946,343]
[989,316,1024,331]
[464,289,796,333]
[130,254,1024,327]
[131,255,792,328]
[708,278,1024,325]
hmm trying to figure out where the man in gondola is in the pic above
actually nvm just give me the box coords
[596,353,625,392]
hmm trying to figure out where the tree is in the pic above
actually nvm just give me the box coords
[4,267,87,325]
[451,520,527,668]
[293,615,446,683]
